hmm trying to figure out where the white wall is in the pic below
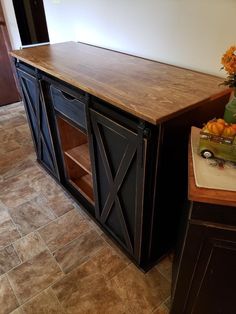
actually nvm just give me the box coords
[42,0,236,77]
[3,0,236,76]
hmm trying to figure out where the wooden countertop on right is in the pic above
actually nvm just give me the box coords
[188,144,236,207]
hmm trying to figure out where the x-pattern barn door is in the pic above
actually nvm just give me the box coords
[90,109,145,259]
[17,69,58,178]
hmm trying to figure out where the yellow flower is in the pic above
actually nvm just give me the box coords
[221,45,236,75]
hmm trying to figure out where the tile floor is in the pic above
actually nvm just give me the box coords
[0,102,172,314]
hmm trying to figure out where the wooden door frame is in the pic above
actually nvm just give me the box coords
[0,1,20,101]
[0,2,11,50]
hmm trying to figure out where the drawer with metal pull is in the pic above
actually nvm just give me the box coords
[50,85,87,130]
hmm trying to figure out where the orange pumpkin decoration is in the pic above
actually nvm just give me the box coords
[231,124,236,132]
[206,120,225,136]
[217,118,226,126]
[222,125,236,137]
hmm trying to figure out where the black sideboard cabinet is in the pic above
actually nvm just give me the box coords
[14,59,230,270]
[171,148,236,314]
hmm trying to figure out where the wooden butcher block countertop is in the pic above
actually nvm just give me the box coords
[11,41,229,125]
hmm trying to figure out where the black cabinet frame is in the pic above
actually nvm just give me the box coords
[171,201,236,313]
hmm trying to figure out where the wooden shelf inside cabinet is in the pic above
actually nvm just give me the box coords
[65,143,92,175]
[71,174,94,204]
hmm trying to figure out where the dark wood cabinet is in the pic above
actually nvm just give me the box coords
[171,149,236,314]
[16,67,59,179]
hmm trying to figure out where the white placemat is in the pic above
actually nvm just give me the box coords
[191,126,236,191]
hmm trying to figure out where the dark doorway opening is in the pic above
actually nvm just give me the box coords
[0,1,20,106]
[13,0,49,46]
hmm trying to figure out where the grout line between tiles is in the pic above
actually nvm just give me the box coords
[164,296,171,308]
[0,244,21,277]
[48,229,107,276]
[1,103,172,314]
[35,193,62,219]
[0,206,93,279]
[49,224,93,255]
[155,264,172,283]
[49,286,67,314]
[48,227,105,274]
[18,205,85,250]
[9,268,67,309]
[9,275,65,309]
[37,232,65,274]
[0,249,48,281]
[1,203,81,254]
[36,205,82,234]
[12,243,23,265]
[6,273,22,309]
[0,202,23,240]
[151,296,171,313]
[5,246,65,308]
[101,234,131,266]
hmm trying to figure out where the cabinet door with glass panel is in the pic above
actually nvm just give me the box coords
[50,83,95,215]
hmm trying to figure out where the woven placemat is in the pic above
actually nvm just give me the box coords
[190,126,236,191]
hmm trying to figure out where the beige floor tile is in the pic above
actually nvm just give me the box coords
[0,245,21,275]
[164,297,172,310]
[91,246,129,280]
[52,258,125,314]
[31,177,64,201]
[54,229,106,273]
[0,140,21,154]
[15,124,31,136]
[155,255,173,282]
[88,219,104,235]
[13,231,47,262]
[12,164,44,188]
[9,308,24,314]
[153,304,169,314]
[1,115,26,130]
[19,143,35,158]
[1,159,40,181]
[9,196,56,236]
[0,175,38,208]
[0,125,25,147]
[0,205,21,248]
[39,209,90,252]
[111,264,171,313]
[0,149,28,177]
[14,125,31,146]
[0,128,16,143]
[21,288,65,314]
[0,275,19,314]
[101,232,131,264]
[44,192,75,217]
[8,250,63,304]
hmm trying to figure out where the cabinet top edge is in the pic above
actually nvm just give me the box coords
[11,41,230,125]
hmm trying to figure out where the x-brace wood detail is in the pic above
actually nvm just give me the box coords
[20,73,54,168]
[91,112,139,253]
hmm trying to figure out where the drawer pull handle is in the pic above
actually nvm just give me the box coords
[60,90,77,101]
